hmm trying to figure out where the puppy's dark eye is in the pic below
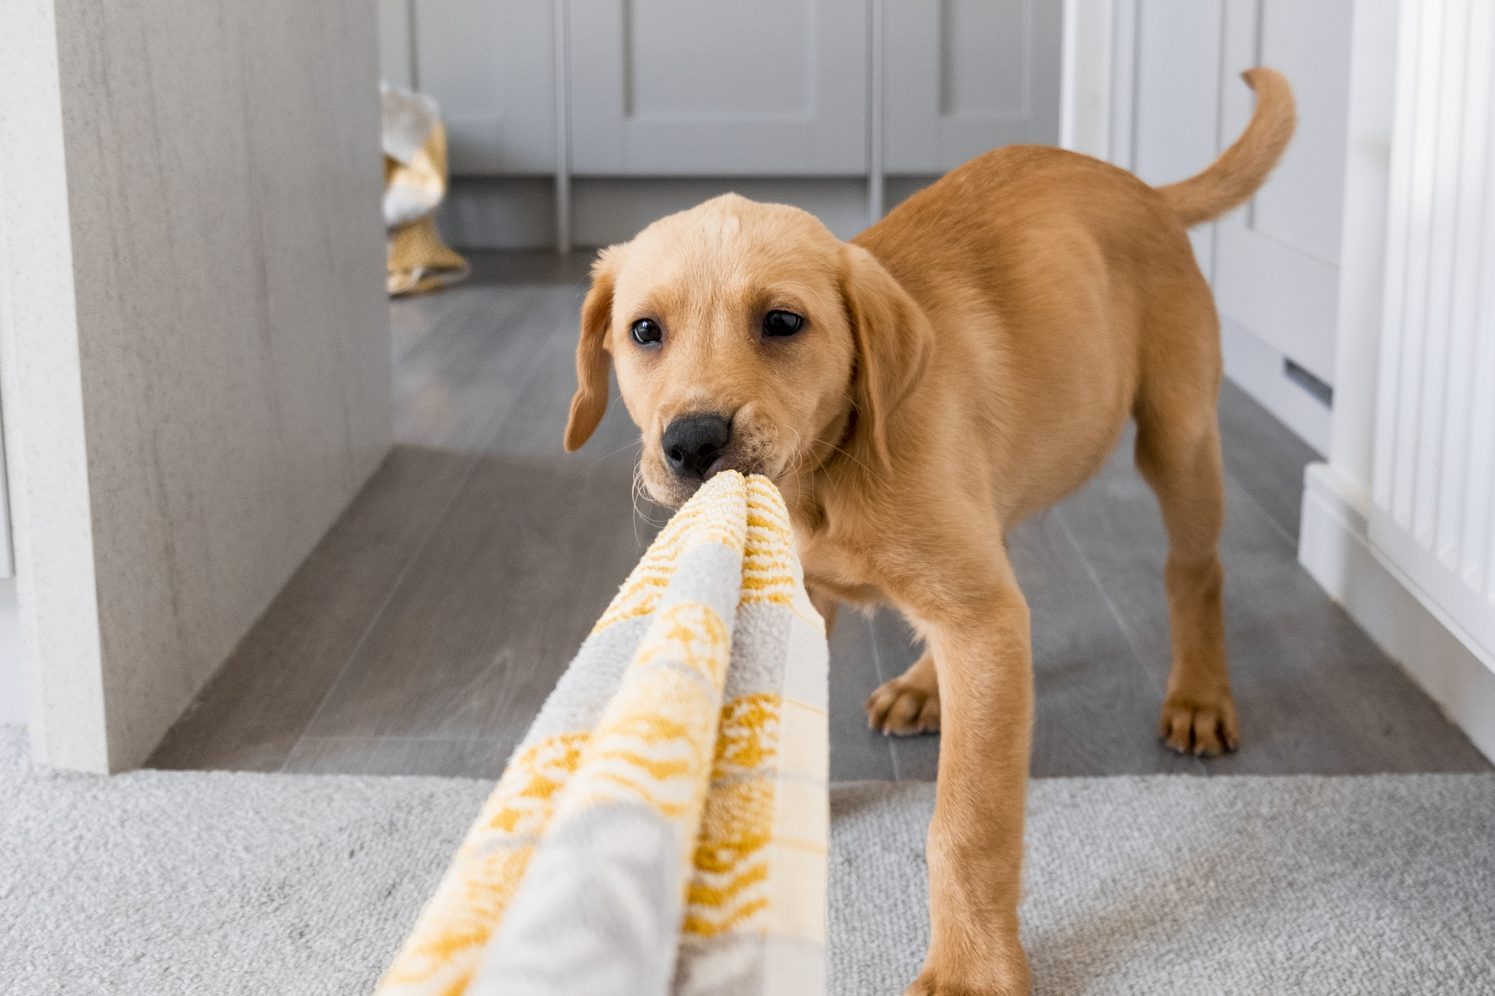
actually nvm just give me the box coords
[762,310,804,338]
[631,318,663,345]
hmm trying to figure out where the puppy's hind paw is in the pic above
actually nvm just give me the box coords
[866,676,940,736]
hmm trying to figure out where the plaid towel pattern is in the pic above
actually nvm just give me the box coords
[376,471,828,995]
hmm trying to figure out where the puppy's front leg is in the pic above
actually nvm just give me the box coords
[904,566,1033,996]
[806,582,839,637]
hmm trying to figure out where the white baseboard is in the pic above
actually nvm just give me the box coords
[1221,318,1332,454]
[1299,464,1495,763]
[439,175,944,251]
[440,176,873,250]
[0,579,22,726]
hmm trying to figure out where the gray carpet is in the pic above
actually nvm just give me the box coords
[832,780,1495,995]
[3,727,1494,995]
[0,727,482,996]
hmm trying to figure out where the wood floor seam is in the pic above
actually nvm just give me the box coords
[1225,466,1301,552]
[281,451,486,773]
[1046,502,1210,776]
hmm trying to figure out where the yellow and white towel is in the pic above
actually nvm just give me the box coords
[377,471,829,995]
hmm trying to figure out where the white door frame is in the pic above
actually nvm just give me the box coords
[1060,0,1125,160]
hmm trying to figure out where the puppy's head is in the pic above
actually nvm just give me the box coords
[564,194,930,509]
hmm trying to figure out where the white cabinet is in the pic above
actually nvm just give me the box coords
[1123,0,1225,273]
[375,2,1065,247]
[1368,0,1495,660]
[381,0,557,175]
[1117,0,1353,450]
[1299,0,1495,763]
[569,0,870,176]
[379,0,1062,181]
[883,0,1063,174]
[1212,0,1353,387]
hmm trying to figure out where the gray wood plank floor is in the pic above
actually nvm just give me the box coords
[149,252,1491,780]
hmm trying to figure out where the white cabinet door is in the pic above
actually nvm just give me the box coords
[568,0,869,176]
[377,0,415,91]
[1212,0,1354,385]
[882,0,1063,174]
[407,0,557,175]
[1122,0,1226,276]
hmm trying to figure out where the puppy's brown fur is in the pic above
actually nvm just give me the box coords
[566,69,1295,995]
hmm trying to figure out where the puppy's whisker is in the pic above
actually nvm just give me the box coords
[630,466,668,533]
[825,441,888,491]
[629,463,668,544]
[587,437,643,469]
[810,408,889,490]
[629,462,645,547]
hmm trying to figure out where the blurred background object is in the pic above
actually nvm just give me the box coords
[383,85,470,296]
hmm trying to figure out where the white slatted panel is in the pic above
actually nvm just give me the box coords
[1370,0,1495,660]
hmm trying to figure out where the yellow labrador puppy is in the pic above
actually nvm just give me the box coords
[564,69,1294,995]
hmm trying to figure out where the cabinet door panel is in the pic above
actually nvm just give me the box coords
[1128,0,1225,275]
[377,0,414,91]
[412,0,555,175]
[883,0,1063,174]
[1213,0,1353,383]
[569,0,868,176]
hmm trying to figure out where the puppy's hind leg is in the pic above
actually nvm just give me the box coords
[1135,396,1239,757]
[867,649,941,735]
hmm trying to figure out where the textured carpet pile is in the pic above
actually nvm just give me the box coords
[2,726,1493,995]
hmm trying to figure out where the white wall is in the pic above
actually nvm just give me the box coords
[0,0,392,771]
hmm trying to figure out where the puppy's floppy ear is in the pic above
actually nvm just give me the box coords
[564,246,623,451]
[840,243,933,469]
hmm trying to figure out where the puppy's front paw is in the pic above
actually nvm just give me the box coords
[866,674,940,736]
[1159,691,1239,756]
[905,958,1032,995]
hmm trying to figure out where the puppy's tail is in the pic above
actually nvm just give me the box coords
[1157,68,1295,226]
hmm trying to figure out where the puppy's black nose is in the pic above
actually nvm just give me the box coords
[662,413,731,480]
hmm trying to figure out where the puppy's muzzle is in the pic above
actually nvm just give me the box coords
[662,412,732,481]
